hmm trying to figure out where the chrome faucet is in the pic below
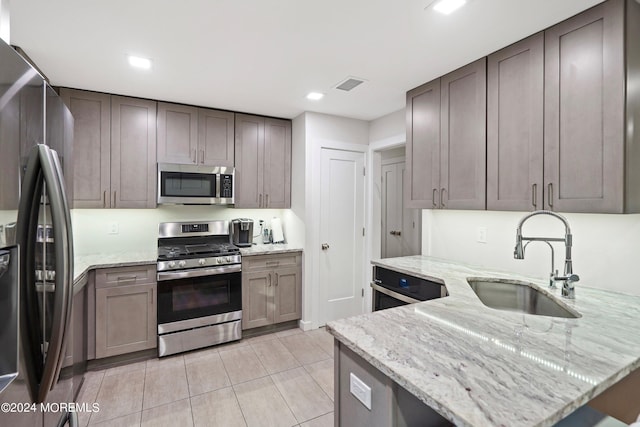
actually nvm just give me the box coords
[514,210,579,298]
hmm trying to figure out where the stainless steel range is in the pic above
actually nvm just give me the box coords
[156,221,242,357]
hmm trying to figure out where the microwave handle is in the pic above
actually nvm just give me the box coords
[216,173,221,199]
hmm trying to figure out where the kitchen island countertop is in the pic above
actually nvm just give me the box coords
[327,255,640,427]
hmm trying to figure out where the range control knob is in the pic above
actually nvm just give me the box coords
[178,260,186,268]
[168,261,176,268]
[198,259,206,266]
[216,258,223,264]
[226,256,232,262]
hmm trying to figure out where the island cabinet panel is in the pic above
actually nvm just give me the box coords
[406,59,486,210]
[60,89,111,208]
[544,0,625,213]
[157,102,198,164]
[110,96,157,208]
[235,114,292,208]
[94,265,157,359]
[241,252,302,330]
[487,33,544,211]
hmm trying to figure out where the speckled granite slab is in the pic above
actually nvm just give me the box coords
[73,251,156,292]
[239,244,303,256]
[327,256,640,427]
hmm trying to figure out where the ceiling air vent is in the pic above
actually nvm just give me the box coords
[335,77,366,92]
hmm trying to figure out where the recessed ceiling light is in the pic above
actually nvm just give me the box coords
[128,55,152,70]
[433,0,466,15]
[306,92,324,101]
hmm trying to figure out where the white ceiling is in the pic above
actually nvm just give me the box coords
[11,0,604,121]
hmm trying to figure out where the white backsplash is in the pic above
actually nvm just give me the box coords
[71,205,295,255]
[423,209,640,296]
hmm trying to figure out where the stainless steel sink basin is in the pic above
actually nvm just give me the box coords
[467,278,580,318]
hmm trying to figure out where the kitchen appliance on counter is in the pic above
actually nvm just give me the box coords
[156,221,242,357]
[0,38,78,426]
[157,163,234,205]
[371,267,448,311]
[231,218,254,247]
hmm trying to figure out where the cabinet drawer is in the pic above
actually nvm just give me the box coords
[242,252,301,271]
[95,264,156,288]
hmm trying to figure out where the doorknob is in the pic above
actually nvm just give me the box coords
[396,231,401,236]
[321,243,330,250]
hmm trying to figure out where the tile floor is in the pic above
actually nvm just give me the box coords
[77,327,335,427]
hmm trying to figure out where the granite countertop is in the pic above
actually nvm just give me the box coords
[239,244,303,256]
[327,256,640,427]
[73,251,157,293]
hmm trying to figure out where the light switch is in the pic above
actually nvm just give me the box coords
[350,372,372,410]
[476,227,487,243]
[108,222,119,235]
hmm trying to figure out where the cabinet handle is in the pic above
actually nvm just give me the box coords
[440,188,446,208]
[200,149,204,164]
[548,183,553,208]
[113,191,116,208]
[275,273,278,286]
[259,194,262,208]
[103,190,106,208]
[192,148,197,163]
[116,276,137,283]
[532,184,537,208]
[432,189,437,208]
[150,291,153,305]
[265,194,269,208]
[268,273,272,287]
[265,261,279,266]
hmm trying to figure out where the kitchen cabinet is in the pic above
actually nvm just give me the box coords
[406,58,486,210]
[487,33,544,211]
[157,102,234,166]
[94,265,157,359]
[235,114,291,208]
[60,89,157,208]
[241,252,301,330]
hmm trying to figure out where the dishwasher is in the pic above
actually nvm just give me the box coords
[371,266,448,311]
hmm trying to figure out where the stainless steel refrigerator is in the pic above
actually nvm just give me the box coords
[0,37,78,427]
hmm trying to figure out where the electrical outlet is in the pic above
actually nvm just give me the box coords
[349,372,372,410]
[108,222,119,235]
[476,227,487,243]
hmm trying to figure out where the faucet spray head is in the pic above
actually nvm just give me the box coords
[514,232,524,259]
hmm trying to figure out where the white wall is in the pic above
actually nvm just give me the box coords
[71,206,293,255]
[369,109,404,143]
[423,210,640,296]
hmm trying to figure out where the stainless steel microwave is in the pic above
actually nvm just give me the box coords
[157,163,234,205]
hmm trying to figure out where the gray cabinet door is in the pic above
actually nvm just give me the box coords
[60,89,111,208]
[263,118,292,208]
[95,282,157,358]
[544,0,624,213]
[406,79,441,209]
[198,108,235,167]
[487,33,544,211]
[242,270,271,329]
[235,114,265,208]
[110,96,157,208]
[273,266,301,323]
[157,102,198,164]
[440,58,487,210]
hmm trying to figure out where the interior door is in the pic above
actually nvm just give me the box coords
[382,161,421,258]
[318,148,365,325]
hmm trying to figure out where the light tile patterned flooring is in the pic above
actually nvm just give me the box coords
[77,328,335,427]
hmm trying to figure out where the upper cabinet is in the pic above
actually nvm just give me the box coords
[157,102,234,167]
[406,58,486,210]
[487,33,544,211]
[544,0,628,213]
[235,114,291,208]
[61,89,157,208]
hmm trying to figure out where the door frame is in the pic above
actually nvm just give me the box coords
[305,139,367,329]
[381,156,405,258]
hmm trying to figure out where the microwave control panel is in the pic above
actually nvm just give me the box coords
[221,174,233,198]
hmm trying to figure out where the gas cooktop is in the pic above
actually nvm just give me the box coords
[157,243,240,261]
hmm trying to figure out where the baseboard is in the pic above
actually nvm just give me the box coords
[298,319,313,331]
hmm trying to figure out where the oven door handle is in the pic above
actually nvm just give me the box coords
[157,264,241,281]
[370,282,422,305]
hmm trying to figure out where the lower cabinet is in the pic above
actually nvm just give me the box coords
[242,252,302,330]
[94,265,157,358]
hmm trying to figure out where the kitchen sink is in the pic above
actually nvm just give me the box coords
[467,278,580,318]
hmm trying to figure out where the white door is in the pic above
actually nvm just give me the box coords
[381,161,421,258]
[318,148,365,325]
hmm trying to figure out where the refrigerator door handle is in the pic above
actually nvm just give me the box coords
[16,144,74,404]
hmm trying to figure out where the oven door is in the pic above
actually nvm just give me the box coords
[157,266,241,325]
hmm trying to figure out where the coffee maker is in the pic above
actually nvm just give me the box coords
[231,218,254,247]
